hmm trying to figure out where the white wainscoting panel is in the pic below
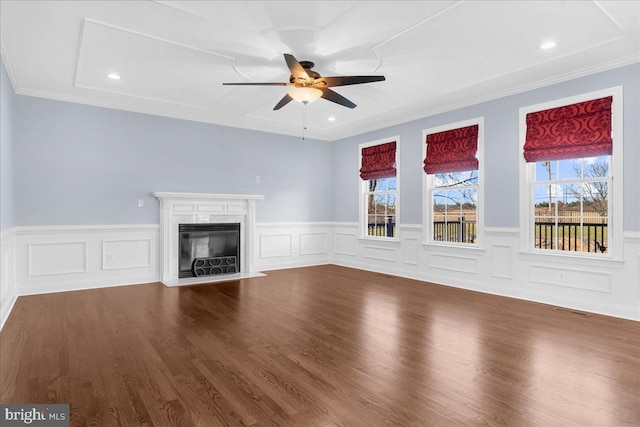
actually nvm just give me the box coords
[529,265,612,293]
[260,234,292,258]
[0,228,17,331]
[363,245,396,262]
[102,239,151,270]
[15,225,159,295]
[300,233,327,256]
[334,231,358,257]
[28,242,87,276]
[428,253,477,274]
[255,223,331,270]
[491,245,512,279]
[402,237,419,265]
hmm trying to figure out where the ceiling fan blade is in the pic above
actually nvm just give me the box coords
[321,88,356,109]
[316,75,386,88]
[222,82,293,86]
[284,53,310,81]
[273,94,294,110]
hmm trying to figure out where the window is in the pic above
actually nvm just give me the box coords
[423,118,483,247]
[519,87,623,258]
[359,138,399,239]
[531,157,611,254]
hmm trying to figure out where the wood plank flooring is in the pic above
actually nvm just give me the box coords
[1,265,639,426]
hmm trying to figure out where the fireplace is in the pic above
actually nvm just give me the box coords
[154,192,264,286]
[179,223,240,278]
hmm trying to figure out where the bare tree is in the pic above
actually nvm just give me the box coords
[571,161,609,216]
[433,171,478,206]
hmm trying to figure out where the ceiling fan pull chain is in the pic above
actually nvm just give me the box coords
[302,101,308,140]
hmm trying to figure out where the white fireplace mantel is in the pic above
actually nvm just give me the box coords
[154,192,264,286]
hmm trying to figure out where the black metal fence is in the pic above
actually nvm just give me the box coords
[433,219,476,244]
[535,222,608,253]
[367,222,396,237]
[370,219,608,253]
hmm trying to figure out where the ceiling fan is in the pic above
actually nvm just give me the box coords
[223,54,385,110]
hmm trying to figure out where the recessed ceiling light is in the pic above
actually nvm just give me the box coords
[328,116,336,122]
[540,41,557,50]
[107,73,121,80]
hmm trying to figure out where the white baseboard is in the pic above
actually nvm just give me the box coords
[0,228,17,330]
[0,295,17,331]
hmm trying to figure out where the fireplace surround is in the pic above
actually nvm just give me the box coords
[154,192,264,286]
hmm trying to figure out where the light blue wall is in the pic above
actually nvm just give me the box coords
[0,58,15,230]
[332,63,640,232]
[9,63,640,230]
[13,97,333,225]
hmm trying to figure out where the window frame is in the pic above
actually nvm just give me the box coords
[422,117,484,248]
[358,136,400,241]
[518,86,623,260]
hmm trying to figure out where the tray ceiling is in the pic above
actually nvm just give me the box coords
[1,1,638,141]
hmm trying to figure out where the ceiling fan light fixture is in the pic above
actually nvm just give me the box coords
[540,40,557,50]
[289,87,322,104]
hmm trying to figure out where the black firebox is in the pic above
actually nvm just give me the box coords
[178,223,240,278]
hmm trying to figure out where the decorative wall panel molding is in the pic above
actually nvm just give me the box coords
[28,242,87,276]
[255,223,331,270]
[491,245,512,279]
[300,233,328,256]
[260,234,293,258]
[334,232,358,257]
[402,237,419,265]
[428,253,478,274]
[102,239,152,270]
[363,245,396,262]
[15,225,159,295]
[529,265,612,293]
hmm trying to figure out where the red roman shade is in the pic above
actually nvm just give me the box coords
[359,141,396,180]
[423,124,478,174]
[524,96,612,162]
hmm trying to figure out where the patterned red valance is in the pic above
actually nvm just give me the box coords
[360,141,396,180]
[524,96,612,162]
[423,124,478,174]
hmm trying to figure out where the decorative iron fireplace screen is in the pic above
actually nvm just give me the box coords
[178,223,240,278]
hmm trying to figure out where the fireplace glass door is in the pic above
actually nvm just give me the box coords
[179,223,240,278]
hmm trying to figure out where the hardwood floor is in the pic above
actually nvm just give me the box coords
[1,265,639,426]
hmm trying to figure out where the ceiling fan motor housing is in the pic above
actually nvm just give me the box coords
[290,61,321,84]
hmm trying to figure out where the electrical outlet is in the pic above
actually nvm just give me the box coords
[255,176,261,184]
[138,199,144,207]
[106,254,114,262]
[559,271,565,281]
